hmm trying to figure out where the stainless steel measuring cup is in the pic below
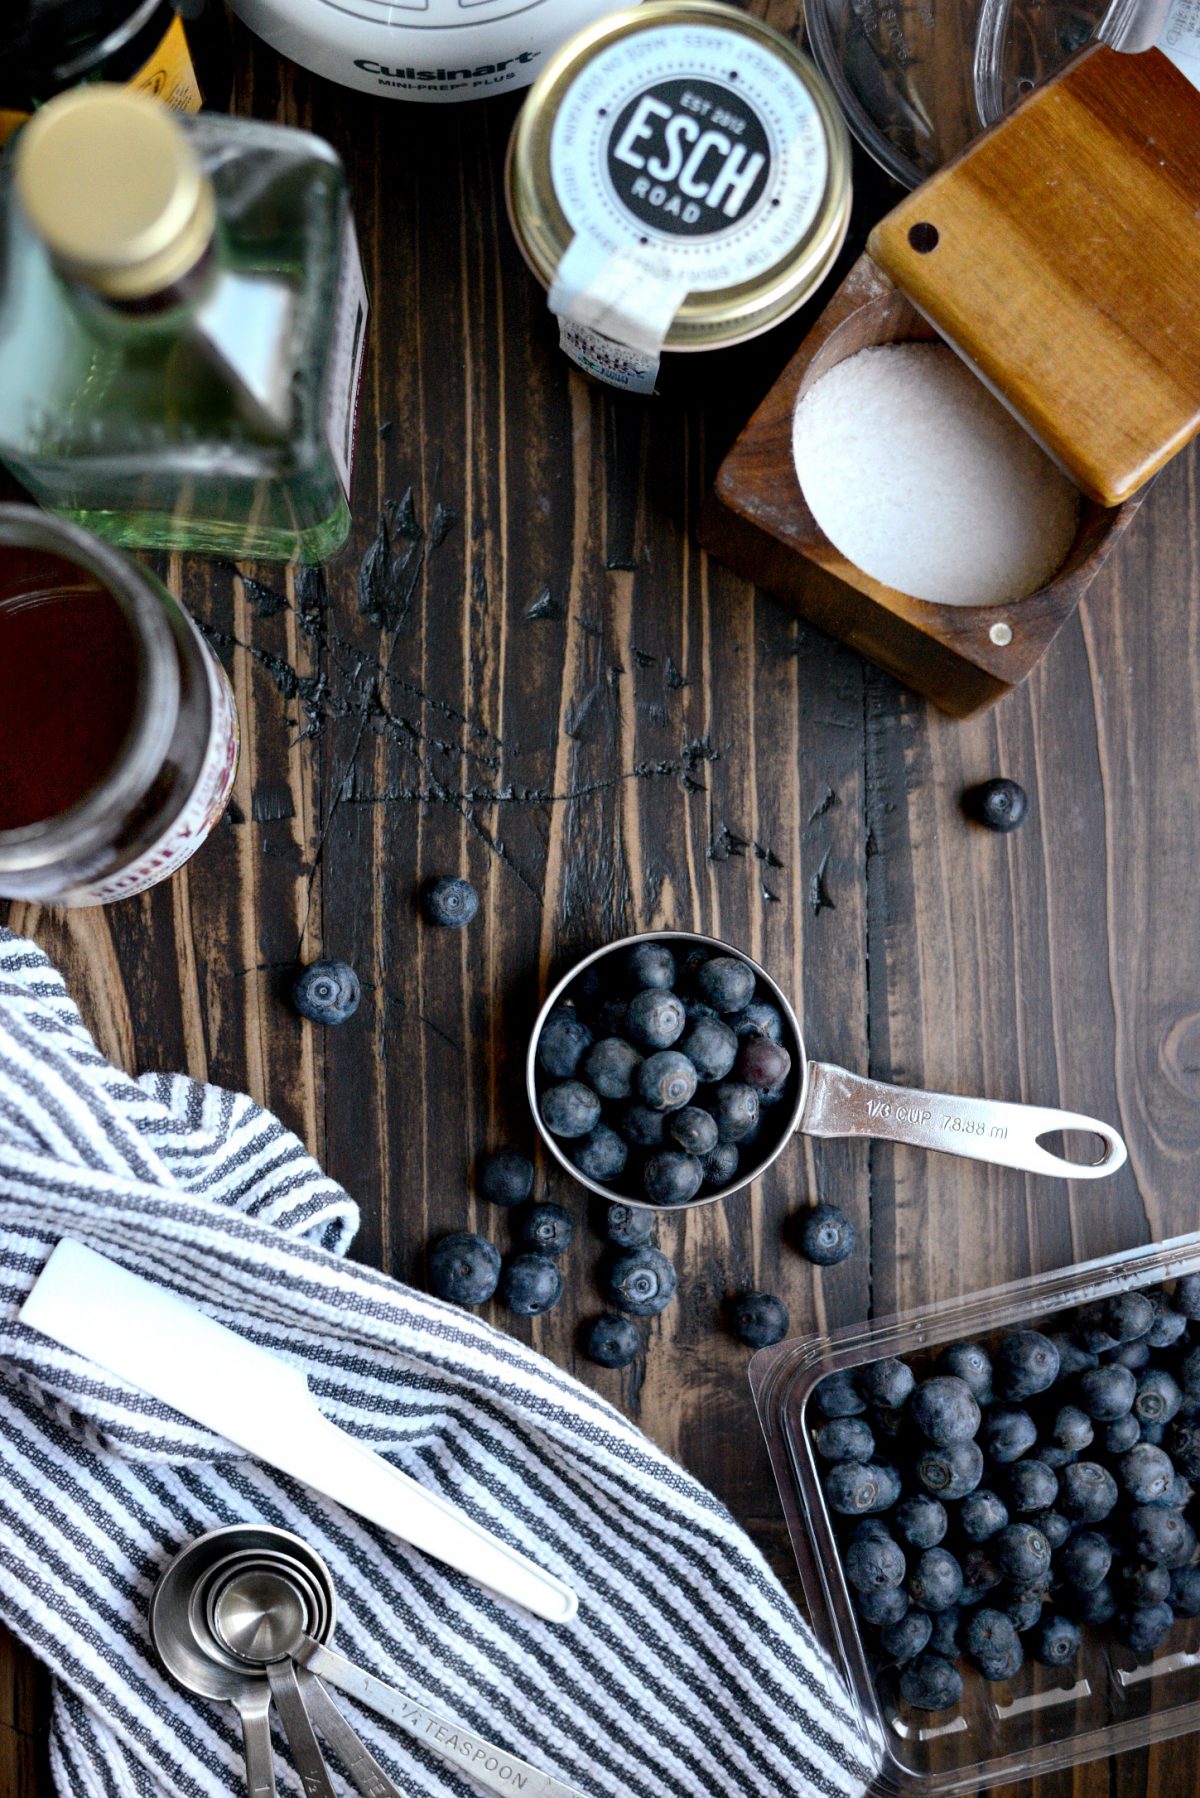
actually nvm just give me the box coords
[527,930,1128,1211]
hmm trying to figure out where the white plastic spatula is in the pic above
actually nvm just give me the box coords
[19,1240,578,1624]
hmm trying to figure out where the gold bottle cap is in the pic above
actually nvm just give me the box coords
[15,84,215,301]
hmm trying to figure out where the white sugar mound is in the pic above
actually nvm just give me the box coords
[791,342,1080,607]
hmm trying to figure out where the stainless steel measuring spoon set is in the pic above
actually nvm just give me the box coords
[151,1524,586,1798]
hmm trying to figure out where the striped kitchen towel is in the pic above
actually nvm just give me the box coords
[0,927,877,1798]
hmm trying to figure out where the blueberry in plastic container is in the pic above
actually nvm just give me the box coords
[1145,1296,1188,1349]
[926,1608,963,1658]
[1119,1442,1175,1503]
[420,875,479,928]
[637,1050,698,1113]
[880,1610,932,1664]
[995,1330,1060,1400]
[606,1245,677,1317]
[678,1016,738,1082]
[981,1405,1038,1463]
[500,1253,563,1316]
[1028,1508,1072,1550]
[845,1532,906,1591]
[583,1037,643,1101]
[815,1370,867,1418]
[855,1583,909,1627]
[1170,1566,1200,1615]
[477,1149,534,1207]
[1127,1503,1197,1568]
[1058,1461,1118,1522]
[1006,1459,1058,1514]
[1032,1614,1081,1668]
[815,1418,876,1463]
[642,1150,703,1207]
[695,955,756,1014]
[1059,1530,1112,1592]
[1047,1332,1098,1378]
[540,1080,601,1139]
[898,1653,962,1712]
[1174,1274,1200,1319]
[1051,1405,1094,1454]
[537,1006,593,1078]
[1116,1603,1175,1655]
[624,941,676,991]
[730,1291,789,1349]
[938,1341,993,1403]
[911,1375,981,1446]
[964,1606,1019,1668]
[999,1585,1046,1634]
[1134,1366,1183,1424]
[1077,1362,1137,1421]
[1102,1290,1155,1343]
[428,1232,501,1306]
[625,988,686,1051]
[291,959,361,1025]
[584,1314,641,1368]
[799,1203,857,1267]
[959,1547,1002,1604]
[1104,1413,1142,1455]
[1110,1341,1151,1372]
[569,1125,628,1184]
[825,1460,902,1515]
[1119,1561,1171,1608]
[959,1490,1008,1542]
[1168,1415,1200,1478]
[604,1201,655,1248]
[894,1495,947,1549]
[1072,1580,1118,1626]
[858,1358,915,1410]
[907,1548,963,1612]
[917,1441,984,1500]
[993,1523,1051,1583]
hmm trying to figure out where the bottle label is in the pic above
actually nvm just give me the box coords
[546,23,829,389]
[65,629,239,905]
[1160,0,1200,84]
[0,13,204,148]
[324,216,370,502]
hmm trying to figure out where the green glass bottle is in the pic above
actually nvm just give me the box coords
[0,85,368,561]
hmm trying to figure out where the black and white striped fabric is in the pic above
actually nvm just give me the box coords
[0,928,876,1798]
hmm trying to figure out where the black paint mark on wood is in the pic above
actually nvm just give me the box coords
[429,502,459,549]
[665,656,689,691]
[240,576,287,619]
[632,647,657,668]
[251,787,297,824]
[526,587,562,621]
[807,786,838,824]
[809,848,835,914]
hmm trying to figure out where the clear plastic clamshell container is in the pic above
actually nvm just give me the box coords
[749,1234,1200,1793]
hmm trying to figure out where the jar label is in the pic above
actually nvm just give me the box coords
[130,13,204,112]
[1160,0,1200,84]
[324,216,370,501]
[557,316,659,393]
[547,22,828,385]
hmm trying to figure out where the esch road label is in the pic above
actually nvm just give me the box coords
[606,77,772,236]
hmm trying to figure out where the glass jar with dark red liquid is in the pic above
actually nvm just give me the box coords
[0,506,238,904]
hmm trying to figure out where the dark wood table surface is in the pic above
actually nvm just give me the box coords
[3,8,1199,1792]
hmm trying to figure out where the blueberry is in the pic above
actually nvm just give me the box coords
[1134,1367,1182,1425]
[1139,1420,1166,1446]
[849,1517,892,1544]
[816,1418,876,1463]
[1168,1473,1194,1509]
[968,777,1028,832]
[894,1496,947,1550]
[799,1204,856,1267]
[624,941,676,991]
[540,1080,601,1139]
[583,1038,643,1101]
[1047,1333,1098,1378]
[607,1246,677,1317]
[428,1232,500,1306]
[980,1641,1026,1682]
[736,1038,792,1092]
[604,1202,655,1248]
[1006,1460,1058,1514]
[619,1104,667,1149]
[959,1490,1008,1542]
[824,1461,902,1515]
[898,1654,962,1712]
[1103,1413,1142,1455]
[291,959,360,1025]
[911,1376,981,1446]
[1059,1531,1112,1592]
[731,1291,789,1349]
[709,1082,760,1143]
[696,955,756,1014]
[1116,1604,1174,1655]
[926,1609,963,1658]
[844,1533,906,1591]
[420,875,478,927]
[637,1051,698,1113]
[994,1523,1051,1583]
[981,1406,1038,1463]
[1181,1347,1200,1399]
[684,995,720,1024]
[1170,1568,1200,1616]
[584,1314,640,1368]
[854,1584,909,1627]
[668,1106,719,1156]
[1046,1406,1091,1456]
[1032,1615,1080,1668]
[700,1142,739,1189]
[1071,1580,1117,1626]
[1127,1504,1196,1569]
[728,999,784,1042]
[907,1548,963,1612]
[537,1007,593,1078]
[960,1548,1002,1604]
[1101,1291,1155,1342]
[880,1611,932,1665]
[1028,1509,1072,1550]
[858,1358,915,1410]
[1058,1462,1118,1523]
[677,945,712,983]
[916,1441,984,1500]
[1077,1363,1137,1421]
[1174,1275,1200,1319]
[938,1342,993,1403]
[625,989,686,1051]
[500,1253,562,1316]
[592,997,629,1038]
[570,1125,628,1184]
[1110,1341,1151,1372]
[1145,1297,1188,1350]
[964,1607,1020,1669]
[678,1017,738,1082]
[517,1202,574,1256]
[995,1330,1060,1401]
[477,1149,534,1208]
[1119,1562,1171,1608]
[999,1584,1046,1634]
[1119,1442,1175,1503]
[642,1151,703,1207]
[815,1370,866,1418]
[1039,1446,1075,1470]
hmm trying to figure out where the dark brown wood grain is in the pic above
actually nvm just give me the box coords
[3,6,1200,1795]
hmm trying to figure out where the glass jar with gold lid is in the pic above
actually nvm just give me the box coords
[506,0,852,392]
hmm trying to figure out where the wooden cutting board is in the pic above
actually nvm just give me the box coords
[868,46,1200,506]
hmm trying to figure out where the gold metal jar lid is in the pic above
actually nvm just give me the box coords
[506,0,852,355]
[15,84,215,301]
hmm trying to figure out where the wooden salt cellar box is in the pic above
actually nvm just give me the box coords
[699,45,1200,715]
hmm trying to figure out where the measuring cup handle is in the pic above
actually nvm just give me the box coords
[238,1689,278,1798]
[799,1063,1127,1180]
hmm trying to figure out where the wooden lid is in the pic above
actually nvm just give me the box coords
[868,46,1200,506]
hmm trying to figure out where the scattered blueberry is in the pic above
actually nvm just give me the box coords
[292,959,360,1025]
[700,1141,740,1190]
[477,1149,534,1208]
[696,955,756,1014]
[607,1246,677,1316]
[585,1314,641,1368]
[537,1006,593,1079]
[968,777,1028,833]
[570,1125,628,1184]
[1051,1405,1093,1454]
[428,1233,500,1306]
[500,1253,562,1316]
[816,1418,876,1463]
[1103,1413,1142,1455]
[583,1037,643,1101]
[637,1051,698,1113]
[668,1106,719,1156]
[624,941,676,990]
[731,1291,789,1349]
[799,1203,857,1267]
[964,1607,1020,1672]
[898,1654,962,1712]
[678,1016,738,1082]
[540,1081,601,1139]
[911,1377,981,1446]
[854,1583,909,1626]
[517,1202,574,1256]
[625,989,686,1052]
[642,1150,703,1207]
[420,875,479,927]
[604,1202,655,1248]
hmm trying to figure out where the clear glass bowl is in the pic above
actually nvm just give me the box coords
[749,1233,1200,1793]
